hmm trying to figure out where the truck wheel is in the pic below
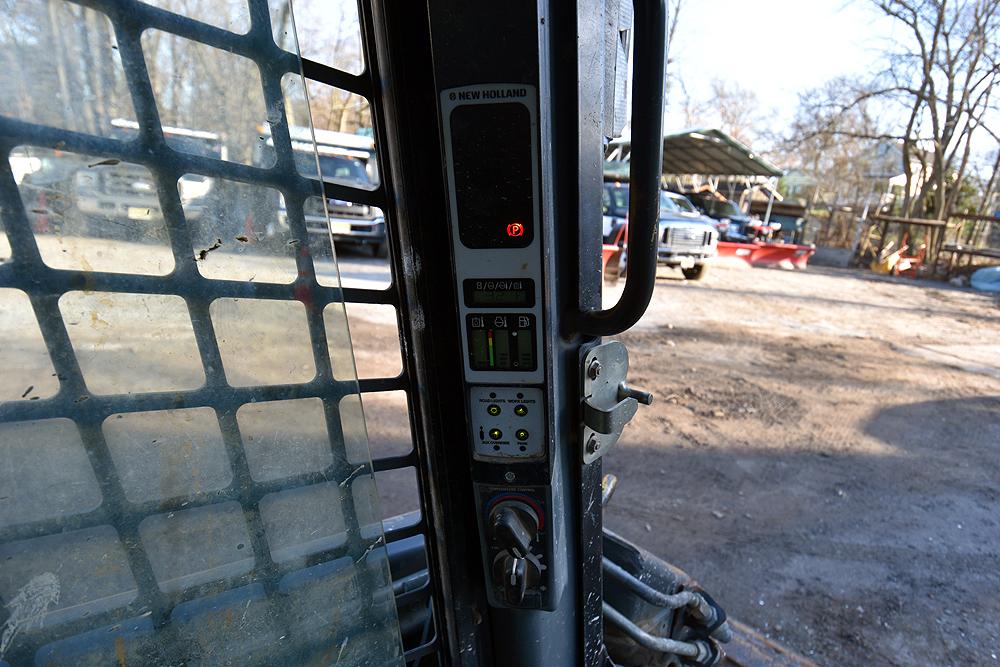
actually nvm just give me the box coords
[681,264,707,281]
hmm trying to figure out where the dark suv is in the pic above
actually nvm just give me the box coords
[684,192,759,242]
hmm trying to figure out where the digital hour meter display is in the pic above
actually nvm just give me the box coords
[466,313,536,371]
[450,103,534,249]
[463,278,535,308]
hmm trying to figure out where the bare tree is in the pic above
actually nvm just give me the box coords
[776,78,890,244]
[665,0,684,74]
[677,78,710,128]
[800,0,1000,219]
[780,81,881,185]
[664,1,767,145]
[709,79,762,146]
[288,0,370,134]
[677,77,762,143]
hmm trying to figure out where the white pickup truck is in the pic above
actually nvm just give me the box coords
[602,181,718,280]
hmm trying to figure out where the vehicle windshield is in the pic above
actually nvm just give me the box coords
[706,199,743,218]
[606,185,700,218]
[659,192,680,213]
[602,182,629,218]
[661,192,698,214]
[293,151,370,185]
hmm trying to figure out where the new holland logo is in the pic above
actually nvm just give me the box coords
[450,87,529,101]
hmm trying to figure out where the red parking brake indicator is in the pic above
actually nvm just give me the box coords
[506,221,525,238]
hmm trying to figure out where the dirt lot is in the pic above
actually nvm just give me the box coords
[600,261,1000,667]
[348,256,1000,667]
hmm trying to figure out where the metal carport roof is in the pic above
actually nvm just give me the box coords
[607,128,783,178]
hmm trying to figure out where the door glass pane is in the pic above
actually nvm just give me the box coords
[271,0,366,75]
[0,1,404,665]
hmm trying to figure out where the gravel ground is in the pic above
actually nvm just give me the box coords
[599,260,1000,667]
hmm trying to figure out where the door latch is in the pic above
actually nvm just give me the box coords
[581,341,652,464]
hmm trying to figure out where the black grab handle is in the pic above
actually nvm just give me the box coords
[577,0,667,336]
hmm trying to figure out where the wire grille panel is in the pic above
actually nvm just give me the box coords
[0,0,428,664]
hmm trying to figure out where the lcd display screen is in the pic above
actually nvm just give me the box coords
[450,103,534,248]
[463,278,535,308]
[467,313,536,371]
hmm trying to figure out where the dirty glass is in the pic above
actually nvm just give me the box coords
[280,73,380,189]
[0,1,403,665]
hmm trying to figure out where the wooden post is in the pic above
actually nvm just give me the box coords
[762,177,776,226]
[874,218,890,257]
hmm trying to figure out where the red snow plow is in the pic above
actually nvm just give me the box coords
[604,232,816,278]
[717,241,815,269]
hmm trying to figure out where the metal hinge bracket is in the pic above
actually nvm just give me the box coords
[581,341,652,464]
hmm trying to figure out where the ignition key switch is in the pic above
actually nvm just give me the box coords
[489,502,541,605]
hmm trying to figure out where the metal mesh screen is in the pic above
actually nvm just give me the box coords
[0,0,431,663]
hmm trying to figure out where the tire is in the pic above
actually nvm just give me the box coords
[372,242,388,258]
[681,264,708,281]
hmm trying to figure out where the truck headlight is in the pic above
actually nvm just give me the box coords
[178,175,211,203]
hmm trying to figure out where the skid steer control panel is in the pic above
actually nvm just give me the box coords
[440,84,553,609]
